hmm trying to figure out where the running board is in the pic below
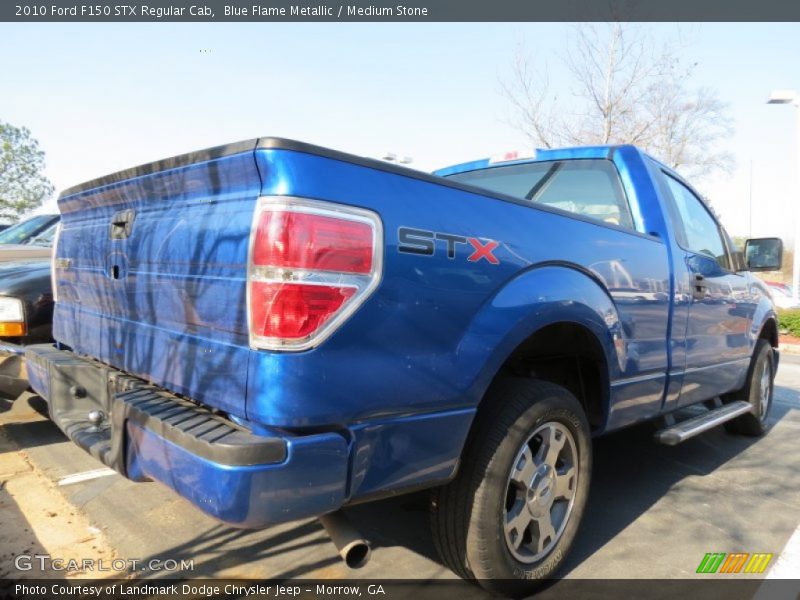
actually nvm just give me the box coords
[654,401,752,445]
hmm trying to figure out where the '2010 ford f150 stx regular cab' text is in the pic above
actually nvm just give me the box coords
[26,138,782,595]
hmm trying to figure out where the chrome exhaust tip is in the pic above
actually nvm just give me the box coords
[320,511,371,569]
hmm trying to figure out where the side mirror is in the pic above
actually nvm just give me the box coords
[744,237,783,272]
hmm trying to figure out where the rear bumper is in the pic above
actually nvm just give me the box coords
[25,344,349,528]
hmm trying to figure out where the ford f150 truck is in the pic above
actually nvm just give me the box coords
[26,139,782,595]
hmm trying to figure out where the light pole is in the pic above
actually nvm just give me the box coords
[767,90,800,303]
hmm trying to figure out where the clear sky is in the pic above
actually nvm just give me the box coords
[1,22,798,241]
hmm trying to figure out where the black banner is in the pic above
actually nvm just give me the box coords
[3,0,800,22]
[3,579,799,600]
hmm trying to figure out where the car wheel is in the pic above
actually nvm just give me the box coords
[724,339,775,436]
[430,378,592,596]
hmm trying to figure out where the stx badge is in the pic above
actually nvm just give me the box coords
[398,227,500,265]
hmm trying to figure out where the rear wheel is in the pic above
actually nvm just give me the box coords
[430,378,591,596]
[724,339,775,436]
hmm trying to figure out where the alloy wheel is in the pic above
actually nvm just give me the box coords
[503,421,579,563]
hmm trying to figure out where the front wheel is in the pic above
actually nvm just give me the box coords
[724,339,775,436]
[430,378,592,596]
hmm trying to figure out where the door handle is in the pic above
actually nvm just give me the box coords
[692,273,707,300]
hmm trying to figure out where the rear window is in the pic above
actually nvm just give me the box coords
[446,159,634,230]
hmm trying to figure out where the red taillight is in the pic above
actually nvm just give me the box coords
[250,282,356,339]
[253,212,373,274]
[248,198,382,351]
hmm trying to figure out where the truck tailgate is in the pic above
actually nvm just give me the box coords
[53,140,262,417]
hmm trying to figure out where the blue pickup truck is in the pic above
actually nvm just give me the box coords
[26,139,781,594]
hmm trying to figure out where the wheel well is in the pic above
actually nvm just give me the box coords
[493,322,609,430]
[759,318,778,348]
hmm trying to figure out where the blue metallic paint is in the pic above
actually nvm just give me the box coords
[43,139,778,525]
[346,407,475,499]
[125,423,349,528]
[750,278,780,346]
[247,147,672,431]
[54,152,260,417]
[644,156,766,408]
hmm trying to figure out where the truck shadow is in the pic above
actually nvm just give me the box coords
[132,383,799,580]
[344,383,800,578]
[137,520,345,580]
[4,384,797,581]
[0,394,66,450]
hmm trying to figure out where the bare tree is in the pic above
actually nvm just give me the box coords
[501,23,734,180]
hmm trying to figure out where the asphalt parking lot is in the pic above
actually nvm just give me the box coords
[2,356,800,584]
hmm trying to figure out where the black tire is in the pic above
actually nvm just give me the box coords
[430,378,592,597]
[723,339,775,436]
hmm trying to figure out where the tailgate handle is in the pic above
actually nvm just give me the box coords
[110,209,135,240]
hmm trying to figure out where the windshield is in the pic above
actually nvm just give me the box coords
[26,223,58,247]
[0,215,59,245]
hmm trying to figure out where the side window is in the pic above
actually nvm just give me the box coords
[722,227,746,272]
[663,174,730,270]
[447,159,635,231]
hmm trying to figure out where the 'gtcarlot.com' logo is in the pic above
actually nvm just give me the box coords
[14,554,194,573]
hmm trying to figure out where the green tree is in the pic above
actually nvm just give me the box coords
[0,121,54,221]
